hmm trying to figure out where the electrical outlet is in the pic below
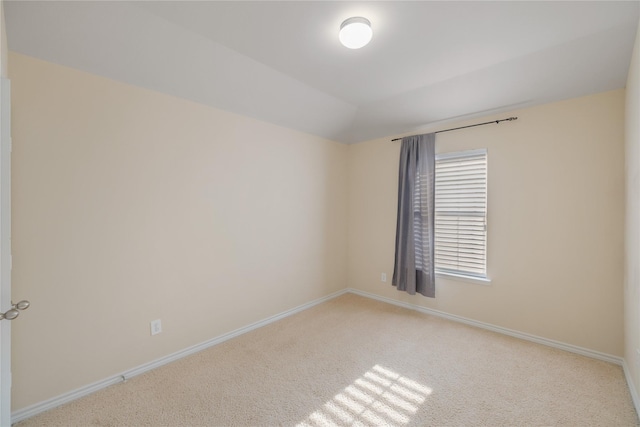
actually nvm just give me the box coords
[381,273,387,282]
[150,319,162,336]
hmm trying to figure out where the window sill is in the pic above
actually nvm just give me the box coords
[436,271,491,285]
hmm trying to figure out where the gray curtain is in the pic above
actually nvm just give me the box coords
[392,133,436,297]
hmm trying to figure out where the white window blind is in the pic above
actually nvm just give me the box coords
[434,149,487,278]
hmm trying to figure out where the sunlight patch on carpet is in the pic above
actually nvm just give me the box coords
[297,365,433,427]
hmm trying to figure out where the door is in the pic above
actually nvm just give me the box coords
[0,77,11,427]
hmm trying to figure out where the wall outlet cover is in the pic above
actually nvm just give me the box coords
[150,319,162,336]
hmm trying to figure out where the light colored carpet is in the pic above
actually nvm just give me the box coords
[16,293,639,426]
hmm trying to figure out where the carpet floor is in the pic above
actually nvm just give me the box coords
[15,293,639,426]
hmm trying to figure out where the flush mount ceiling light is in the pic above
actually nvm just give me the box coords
[339,17,372,49]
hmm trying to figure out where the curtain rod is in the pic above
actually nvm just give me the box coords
[390,117,518,142]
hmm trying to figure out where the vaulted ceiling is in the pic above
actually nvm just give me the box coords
[5,1,640,143]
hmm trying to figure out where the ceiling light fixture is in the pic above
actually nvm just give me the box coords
[339,17,372,49]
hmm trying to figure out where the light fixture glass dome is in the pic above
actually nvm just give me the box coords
[339,17,372,49]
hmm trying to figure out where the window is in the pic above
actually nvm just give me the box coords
[434,149,488,279]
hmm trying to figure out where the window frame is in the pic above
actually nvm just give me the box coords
[434,149,490,283]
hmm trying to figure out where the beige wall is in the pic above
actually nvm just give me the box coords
[9,52,348,410]
[348,90,625,357]
[625,20,640,399]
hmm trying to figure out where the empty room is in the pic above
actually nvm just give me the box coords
[1,1,640,426]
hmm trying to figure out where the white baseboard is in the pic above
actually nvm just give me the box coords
[623,359,640,416]
[11,289,348,424]
[347,288,624,366]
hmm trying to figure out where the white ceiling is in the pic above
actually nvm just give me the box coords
[4,1,640,143]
